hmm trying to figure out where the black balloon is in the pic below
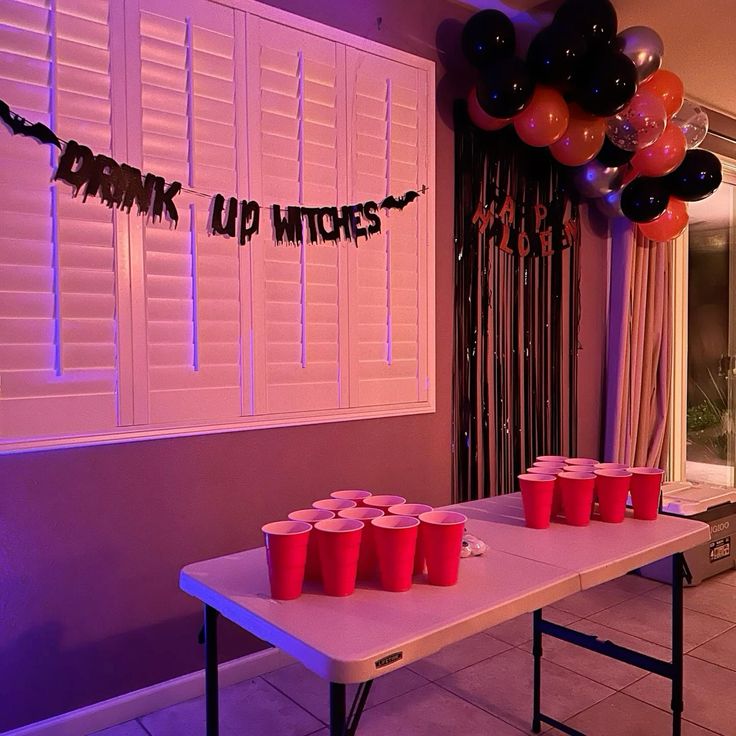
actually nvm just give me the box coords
[575,49,637,117]
[554,0,618,47]
[621,177,670,223]
[597,137,635,167]
[665,150,723,201]
[477,57,535,119]
[461,10,516,68]
[527,23,588,87]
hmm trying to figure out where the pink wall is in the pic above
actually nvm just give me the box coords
[0,1,608,730]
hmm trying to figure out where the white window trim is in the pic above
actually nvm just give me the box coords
[667,157,736,481]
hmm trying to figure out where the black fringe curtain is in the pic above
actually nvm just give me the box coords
[453,103,581,503]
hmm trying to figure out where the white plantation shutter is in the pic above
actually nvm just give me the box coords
[346,49,430,407]
[0,0,434,451]
[0,0,121,441]
[124,0,246,425]
[246,16,349,415]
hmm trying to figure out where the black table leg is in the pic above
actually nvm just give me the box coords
[532,608,542,733]
[204,604,219,736]
[330,682,347,736]
[672,553,684,736]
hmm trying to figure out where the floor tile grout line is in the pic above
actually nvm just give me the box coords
[257,674,329,727]
[549,586,666,622]
[431,676,535,734]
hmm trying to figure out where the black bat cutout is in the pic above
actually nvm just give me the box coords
[380,190,420,210]
[0,98,62,149]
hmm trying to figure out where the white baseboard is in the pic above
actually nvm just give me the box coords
[3,647,295,736]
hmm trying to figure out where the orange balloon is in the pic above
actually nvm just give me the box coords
[631,122,687,177]
[640,69,685,118]
[549,106,605,166]
[467,87,511,132]
[638,197,688,241]
[513,85,569,147]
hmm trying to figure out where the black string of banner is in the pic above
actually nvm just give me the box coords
[0,98,427,246]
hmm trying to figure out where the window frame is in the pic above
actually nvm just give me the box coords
[0,0,436,454]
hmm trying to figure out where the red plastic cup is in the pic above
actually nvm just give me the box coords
[628,467,664,520]
[330,489,372,506]
[536,455,567,464]
[419,510,467,586]
[518,473,556,529]
[566,457,599,466]
[527,467,563,516]
[388,503,434,574]
[594,462,628,471]
[594,470,632,523]
[288,509,335,581]
[262,520,311,600]
[338,507,384,579]
[371,515,419,592]
[314,518,363,596]
[558,471,596,526]
[363,495,407,514]
[312,498,357,514]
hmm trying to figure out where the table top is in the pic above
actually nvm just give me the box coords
[180,493,709,684]
[450,493,711,588]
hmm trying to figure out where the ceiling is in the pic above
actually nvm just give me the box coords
[462,0,736,116]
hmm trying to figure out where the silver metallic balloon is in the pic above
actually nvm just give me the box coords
[596,188,625,218]
[573,160,626,199]
[616,26,664,84]
[672,99,709,148]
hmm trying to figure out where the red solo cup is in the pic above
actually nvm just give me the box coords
[312,498,357,514]
[594,470,632,523]
[388,503,434,574]
[518,473,555,529]
[558,471,596,526]
[419,510,467,586]
[338,507,384,579]
[288,509,335,581]
[330,489,372,506]
[628,467,664,520]
[262,520,311,600]
[527,467,563,517]
[536,455,567,463]
[363,494,407,513]
[314,518,363,596]
[566,457,599,466]
[594,462,628,471]
[371,515,419,592]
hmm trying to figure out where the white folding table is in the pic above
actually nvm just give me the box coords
[179,493,709,736]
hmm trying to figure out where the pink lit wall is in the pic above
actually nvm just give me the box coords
[0,1,608,730]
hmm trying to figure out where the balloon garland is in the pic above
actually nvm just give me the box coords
[462,0,722,241]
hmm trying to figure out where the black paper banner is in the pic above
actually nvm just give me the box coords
[1,99,422,244]
[0,99,61,149]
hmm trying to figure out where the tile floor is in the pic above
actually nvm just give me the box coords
[93,568,736,736]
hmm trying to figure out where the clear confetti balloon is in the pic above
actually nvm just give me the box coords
[606,91,667,152]
[573,160,626,199]
[672,99,710,149]
[616,26,664,83]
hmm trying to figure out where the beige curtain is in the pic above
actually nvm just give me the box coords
[604,220,672,467]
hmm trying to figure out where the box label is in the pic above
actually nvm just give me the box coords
[375,652,403,669]
[710,536,731,563]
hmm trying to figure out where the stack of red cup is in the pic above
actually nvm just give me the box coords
[518,455,664,528]
[262,489,468,600]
